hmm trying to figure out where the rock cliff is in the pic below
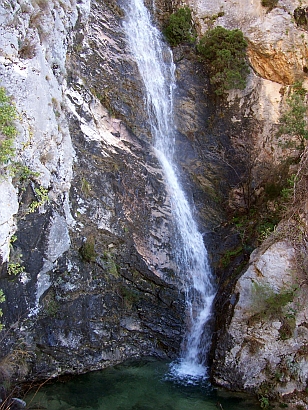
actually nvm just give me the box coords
[0,0,308,407]
[185,0,308,407]
[0,0,187,383]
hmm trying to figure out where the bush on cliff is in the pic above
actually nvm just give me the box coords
[278,81,308,149]
[197,26,249,95]
[163,7,196,47]
[0,87,17,165]
[261,0,278,11]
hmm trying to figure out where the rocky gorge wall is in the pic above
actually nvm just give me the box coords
[0,0,308,408]
[0,0,241,387]
[0,0,189,383]
[0,0,233,385]
[185,0,308,407]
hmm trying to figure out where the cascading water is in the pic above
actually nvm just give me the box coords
[122,0,216,382]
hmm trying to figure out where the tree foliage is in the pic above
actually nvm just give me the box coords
[0,87,17,164]
[279,81,308,147]
[197,26,249,95]
[163,7,196,47]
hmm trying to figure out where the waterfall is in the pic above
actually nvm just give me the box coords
[122,0,216,382]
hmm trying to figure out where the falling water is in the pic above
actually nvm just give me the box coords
[122,0,216,382]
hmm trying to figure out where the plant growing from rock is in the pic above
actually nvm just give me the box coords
[261,0,279,11]
[163,7,196,47]
[7,262,25,276]
[79,238,97,262]
[19,38,37,59]
[0,88,37,185]
[0,87,17,165]
[250,282,297,339]
[28,186,49,213]
[197,26,249,95]
[294,7,308,28]
[11,163,40,188]
[278,81,308,150]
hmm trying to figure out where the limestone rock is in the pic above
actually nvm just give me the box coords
[1,0,307,405]
[212,240,308,402]
[0,180,18,262]
[0,0,186,382]
[188,0,308,85]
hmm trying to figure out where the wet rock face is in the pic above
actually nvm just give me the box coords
[0,0,262,382]
[69,0,152,142]
[2,0,303,397]
[0,0,244,382]
[0,0,186,381]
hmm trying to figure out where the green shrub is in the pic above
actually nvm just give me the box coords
[197,26,249,95]
[7,262,25,276]
[163,7,196,47]
[261,0,278,11]
[79,238,96,262]
[259,396,270,409]
[119,285,141,308]
[220,246,243,268]
[28,186,49,213]
[294,7,308,27]
[11,162,40,186]
[278,81,308,148]
[102,252,118,277]
[0,87,17,164]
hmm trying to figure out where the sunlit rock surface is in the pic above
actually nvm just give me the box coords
[189,0,308,85]
[0,0,186,380]
[0,0,308,406]
[212,241,308,401]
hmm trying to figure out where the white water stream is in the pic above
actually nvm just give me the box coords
[123,0,216,382]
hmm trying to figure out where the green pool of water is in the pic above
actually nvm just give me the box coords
[25,358,261,410]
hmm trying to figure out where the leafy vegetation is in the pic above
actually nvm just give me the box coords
[0,87,39,184]
[250,282,298,341]
[81,177,91,197]
[7,262,25,276]
[119,285,141,308]
[197,26,249,95]
[294,7,308,27]
[251,282,295,318]
[102,252,118,277]
[43,292,59,317]
[250,283,297,339]
[220,246,243,268]
[222,81,308,269]
[11,162,40,188]
[202,11,225,30]
[79,238,97,262]
[259,396,270,409]
[28,186,49,213]
[0,87,17,165]
[163,7,196,47]
[278,81,308,149]
[261,0,278,11]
